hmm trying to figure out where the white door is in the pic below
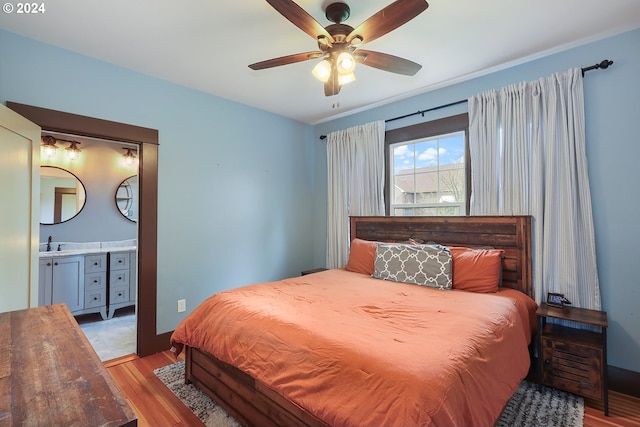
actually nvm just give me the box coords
[0,104,41,312]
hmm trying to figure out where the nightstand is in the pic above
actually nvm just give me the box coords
[301,268,328,276]
[536,303,608,415]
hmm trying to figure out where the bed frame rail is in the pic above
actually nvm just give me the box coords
[185,346,328,427]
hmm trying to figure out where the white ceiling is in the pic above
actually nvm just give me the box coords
[1,0,639,124]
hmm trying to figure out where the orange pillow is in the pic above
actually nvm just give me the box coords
[449,247,504,293]
[345,238,377,275]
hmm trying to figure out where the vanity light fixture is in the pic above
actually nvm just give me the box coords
[123,147,137,166]
[41,135,59,158]
[65,141,82,161]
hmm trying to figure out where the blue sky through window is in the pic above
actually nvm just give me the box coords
[393,132,465,172]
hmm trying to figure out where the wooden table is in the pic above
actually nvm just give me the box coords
[0,303,137,427]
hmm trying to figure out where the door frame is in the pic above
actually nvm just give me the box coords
[8,102,168,357]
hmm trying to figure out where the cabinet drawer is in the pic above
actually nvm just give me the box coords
[541,336,603,399]
[85,290,106,308]
[85,254,107,273]
[110,270,130,287]
[110,252,130,270]
[85,272,107,290]
[110,286,129,304]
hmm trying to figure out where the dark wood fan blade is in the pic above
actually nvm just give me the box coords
[324,69,341,96]
[347,0,428,44]
[249,51,324,70]
[266,0,334,43]
[355,50,422,76]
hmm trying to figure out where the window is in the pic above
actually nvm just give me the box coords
[385,113,469,216]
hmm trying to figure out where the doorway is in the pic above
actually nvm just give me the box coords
[40,131,140,361]
[8,101,168,357]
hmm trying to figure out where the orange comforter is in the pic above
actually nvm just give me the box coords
[171,268,537,427]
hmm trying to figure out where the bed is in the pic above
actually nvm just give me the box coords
[170,215,536,427]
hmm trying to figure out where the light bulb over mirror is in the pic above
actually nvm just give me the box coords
[65,141,81,161]
[41,135,58,158]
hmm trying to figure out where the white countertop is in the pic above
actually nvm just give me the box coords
[39,240,137,257]
[39,246,137,257]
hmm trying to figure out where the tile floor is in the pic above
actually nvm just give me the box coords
[76,306,136,361]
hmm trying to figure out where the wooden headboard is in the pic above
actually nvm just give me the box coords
[349,216,532,298]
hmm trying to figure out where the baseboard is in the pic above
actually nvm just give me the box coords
[609,365,640,398]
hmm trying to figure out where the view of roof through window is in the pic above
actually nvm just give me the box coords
[390,131,465,216]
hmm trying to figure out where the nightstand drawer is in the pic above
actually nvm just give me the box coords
[541,336,603,399]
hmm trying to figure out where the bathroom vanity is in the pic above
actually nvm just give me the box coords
[39,240,136,320]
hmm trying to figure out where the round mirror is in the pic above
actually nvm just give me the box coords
[116,175,138,222]
[40,166,87,225]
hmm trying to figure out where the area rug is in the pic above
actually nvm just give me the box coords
[154,361,584,427]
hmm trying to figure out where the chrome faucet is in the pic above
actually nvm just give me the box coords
[46,236,52,252]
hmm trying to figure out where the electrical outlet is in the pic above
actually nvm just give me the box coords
[177,299,186,313]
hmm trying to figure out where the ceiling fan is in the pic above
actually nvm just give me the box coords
[248,0,429,96]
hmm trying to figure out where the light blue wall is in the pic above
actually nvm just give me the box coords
[314,28,640,373]
[0,29,316,334]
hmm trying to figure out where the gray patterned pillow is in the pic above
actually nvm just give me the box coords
[373,244,452,290]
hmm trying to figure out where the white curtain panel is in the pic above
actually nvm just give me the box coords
[468,68,601,310]
[326,121,385,269]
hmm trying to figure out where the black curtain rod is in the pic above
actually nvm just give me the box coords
[581,59,613,76]
[319,59,613,140]
[318,99,466,140]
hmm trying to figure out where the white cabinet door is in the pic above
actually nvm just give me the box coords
[0,104,40,312]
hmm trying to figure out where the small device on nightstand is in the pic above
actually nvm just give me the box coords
[536,303,609,416]
[546,292,572,308]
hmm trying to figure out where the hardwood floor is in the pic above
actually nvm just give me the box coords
[584,393,640,427]
[106,351,640,427]
[105,351,205,427]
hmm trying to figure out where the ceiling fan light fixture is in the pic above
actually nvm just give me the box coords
[317,35,332,48]
[349,35,363,46]
[312,59,332,82]
[249,0,428,96]
[336,51,356,74]
[338,71,356,86]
